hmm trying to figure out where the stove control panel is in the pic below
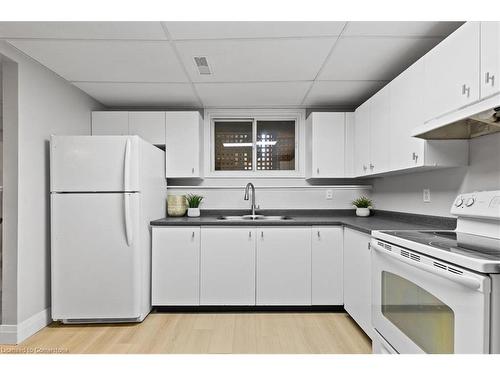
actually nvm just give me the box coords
[450,190,500,219]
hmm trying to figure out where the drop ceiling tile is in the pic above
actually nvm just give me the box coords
[165,21,346,40]
[319,36,441,81]
[303,80,388,107]
[8,40,188,82]
[344,21,463,37]
[73,82,200,107]
[195,81,311,107]
[175,38,335,82]
[0,22,167,40]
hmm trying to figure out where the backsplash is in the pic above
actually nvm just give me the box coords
[166,184,372,210]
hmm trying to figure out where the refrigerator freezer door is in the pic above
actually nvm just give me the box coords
[50,135,140,192]
[51,193,141,320]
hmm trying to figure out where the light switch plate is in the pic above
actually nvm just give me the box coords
[423,189,431,203]
[326,190,333,200]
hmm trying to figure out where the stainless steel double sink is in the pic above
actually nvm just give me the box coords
[217,214,292,221]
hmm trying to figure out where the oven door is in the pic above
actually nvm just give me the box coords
[371,239,491,354]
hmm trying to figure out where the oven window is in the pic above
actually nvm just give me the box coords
[382,271,455,354]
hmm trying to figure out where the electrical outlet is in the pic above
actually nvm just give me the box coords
[423,189,431,203]
[326,190,333,200]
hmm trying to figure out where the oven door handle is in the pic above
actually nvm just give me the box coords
[372,242,483,291]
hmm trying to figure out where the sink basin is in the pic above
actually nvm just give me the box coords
[217,215,292,221]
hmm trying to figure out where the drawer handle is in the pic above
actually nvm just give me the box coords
[249,231,252,238]
[317,230,320,238]
[261,231,264,238]
[192,231,195,238]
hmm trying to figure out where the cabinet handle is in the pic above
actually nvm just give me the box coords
[462,84,470,97]
[317,167,320,174]
[261,231,264,238]
[317,230,320,238]
[192,231,195,238]
[363,165,367,171]
[368,242,371,250]
[412,152,418,163]
[369,163,374,170]
[486,72,496,87]
[192,167,195,174]
[249,231,252,238]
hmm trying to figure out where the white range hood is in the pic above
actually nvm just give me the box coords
[412,94,500,139]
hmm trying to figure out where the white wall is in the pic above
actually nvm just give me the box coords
[0,42,102,331]
[372,132,500,217]
[168,178,371,210]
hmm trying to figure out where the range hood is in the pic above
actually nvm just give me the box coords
[413,95,500,139]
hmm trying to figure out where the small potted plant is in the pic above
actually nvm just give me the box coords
[352,196,373,217]
[185,194,204,217]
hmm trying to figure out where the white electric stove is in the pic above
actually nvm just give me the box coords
[371,190,500,354]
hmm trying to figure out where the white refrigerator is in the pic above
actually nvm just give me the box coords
[50,135,166,323]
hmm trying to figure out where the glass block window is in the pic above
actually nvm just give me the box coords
[214,121,253,171]
[256,120,295,171]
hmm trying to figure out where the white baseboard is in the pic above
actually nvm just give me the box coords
[0,308,51,344]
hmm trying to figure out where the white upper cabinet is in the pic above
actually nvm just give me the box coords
[306,112,346,178]
[344,113,355,177]
[423,22,480,122]
[480,22,500,99]
[369,86,390,174]
[165,111,203,178]
[92,111,166,145]
[389,60,426,170]
[354,100,371,176]
[128,111,166,145]
[92,111,129,135]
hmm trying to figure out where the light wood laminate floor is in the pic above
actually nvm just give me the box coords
[0,312,372,354]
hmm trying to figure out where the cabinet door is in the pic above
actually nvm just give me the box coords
[152,227,200,306]
[354,101,371,176]
[424,22,480,121]
[165,111,202,178]
[369,87,390,174]
[344,112,355,177]
[91,111,128,135]
[343,228,374,339]
[389,61,426,171]
[480,22,500,99]
[312,227,343,305]
[129,112,166,145]
[200,228,256,305]
[256,227,311,305]
[311,113,345,177]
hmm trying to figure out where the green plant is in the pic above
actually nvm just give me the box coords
[352,196,373,209]
[185,194,204,208]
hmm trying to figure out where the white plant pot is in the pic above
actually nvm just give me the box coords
[356,207,370,217]
[187,207,200,217]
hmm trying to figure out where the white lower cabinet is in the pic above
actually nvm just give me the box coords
[343,228,374,339]
[152,227,200,306]
[256,227,312,305]
[152,225,344,307]
[200,227,256,305]
[312,227,343,305]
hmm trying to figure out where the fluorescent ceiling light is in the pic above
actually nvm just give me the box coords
[223,142,253,147]
[223,141,277,147]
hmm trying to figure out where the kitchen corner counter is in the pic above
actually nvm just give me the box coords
[150,209,456,235]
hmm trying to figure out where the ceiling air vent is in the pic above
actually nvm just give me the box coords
[193,56,212,75]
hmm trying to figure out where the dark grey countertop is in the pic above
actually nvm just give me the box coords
[150,209,456,235]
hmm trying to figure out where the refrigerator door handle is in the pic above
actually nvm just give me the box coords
[124,194,134,247]
[124,138,131,191]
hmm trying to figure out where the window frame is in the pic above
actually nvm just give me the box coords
[204,108,305,178]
